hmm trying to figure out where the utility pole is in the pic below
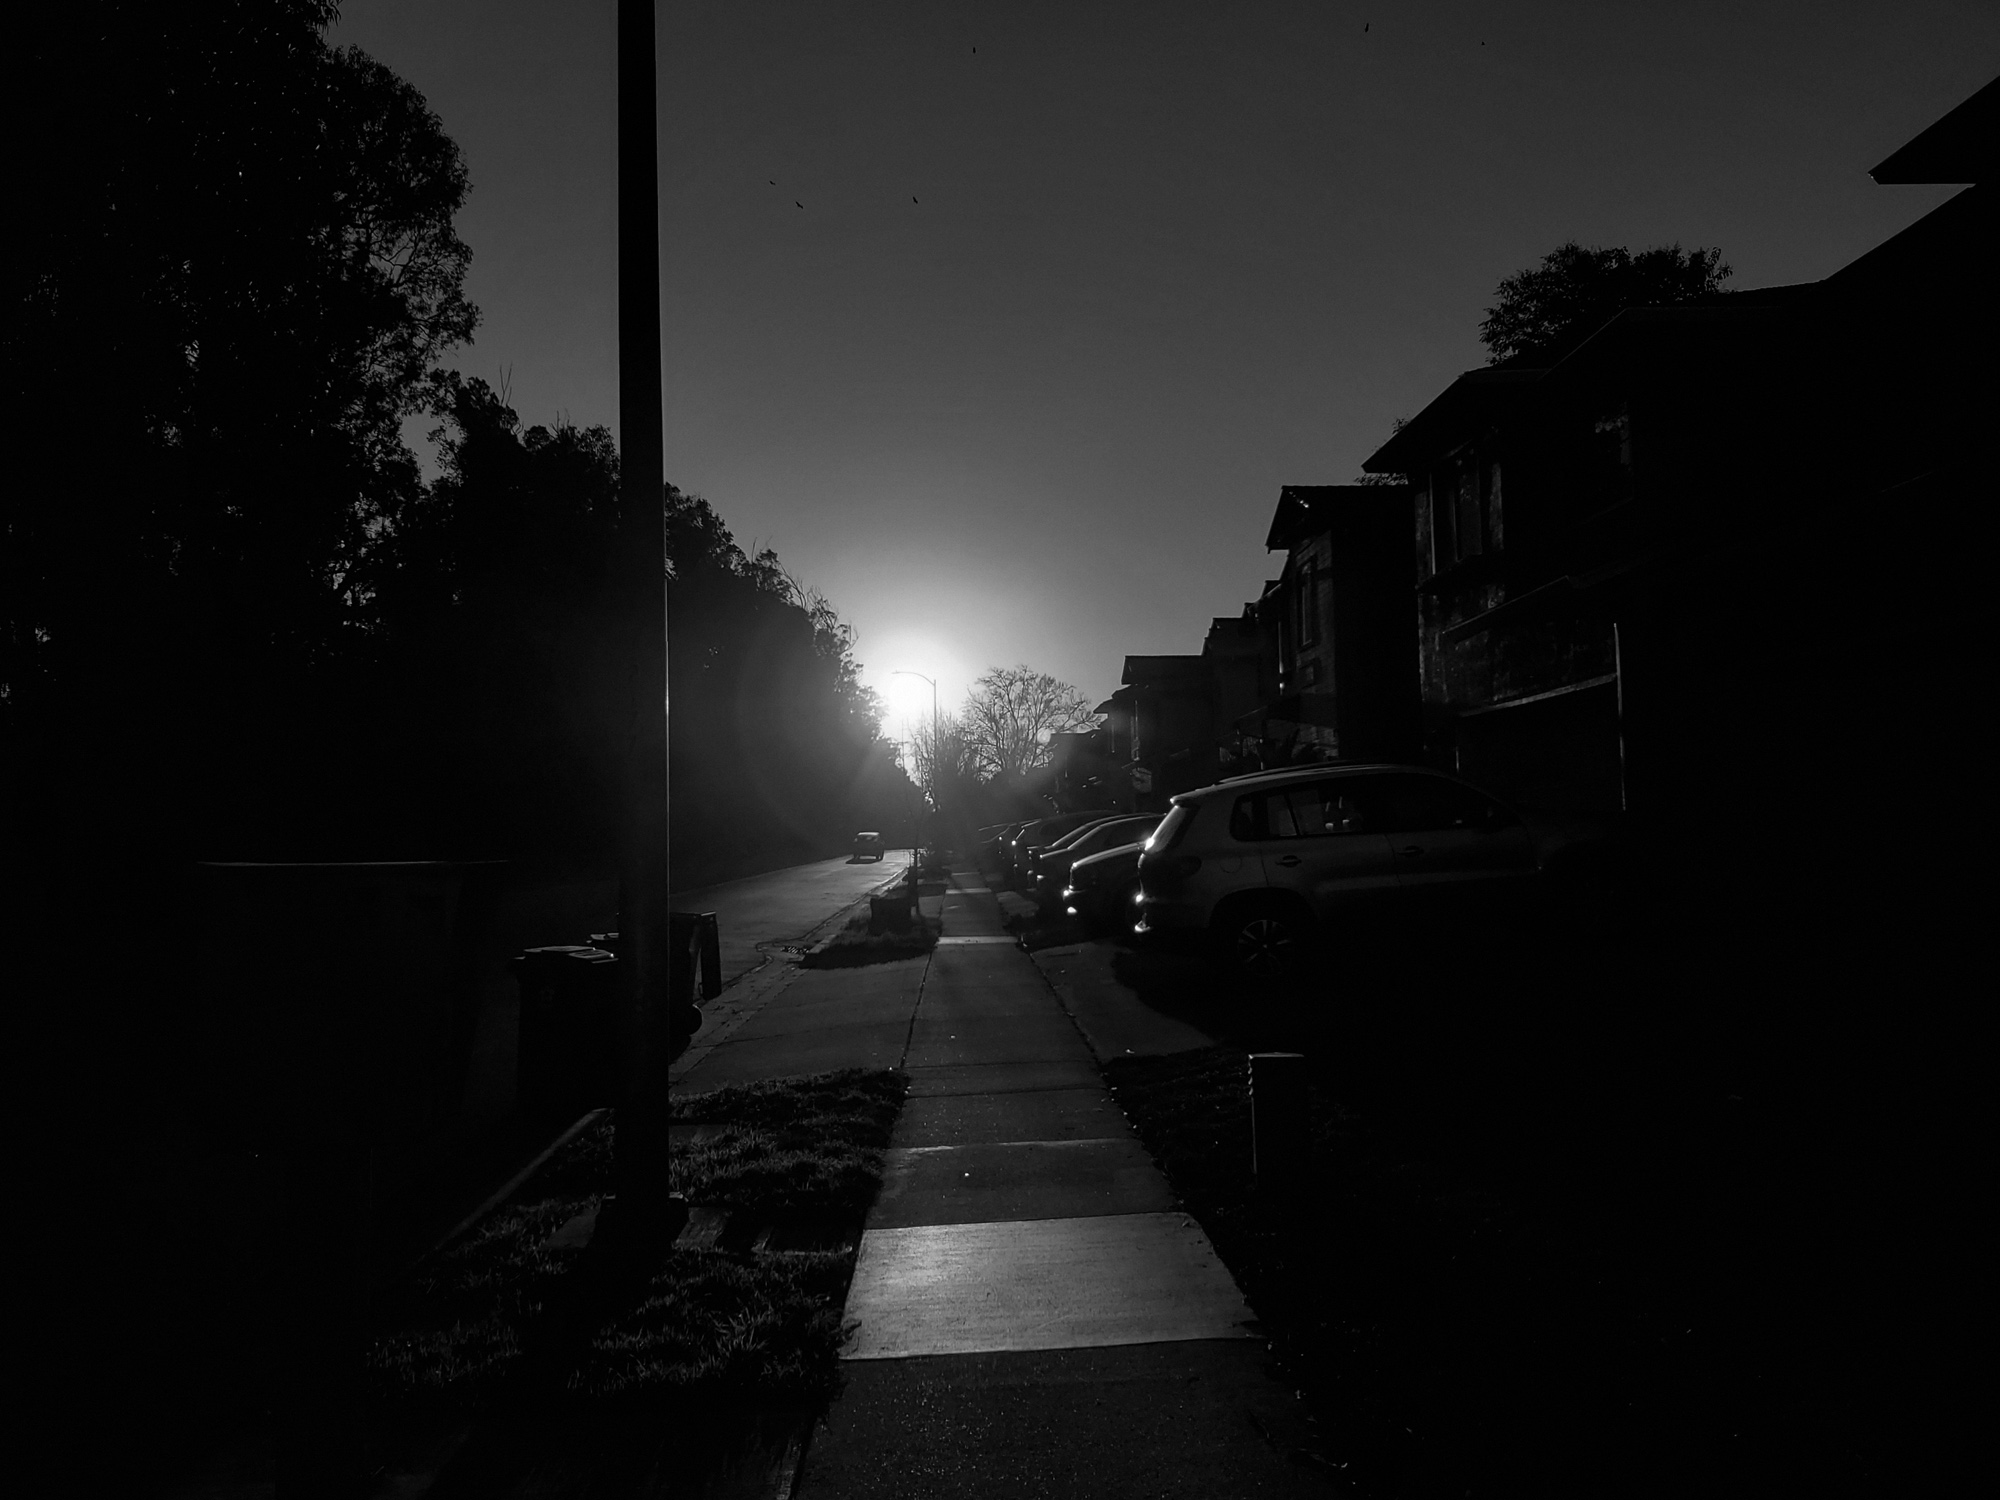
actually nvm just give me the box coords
[614,0,673,1236]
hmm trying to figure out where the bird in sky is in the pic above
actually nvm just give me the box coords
[795,200,803,208]
[768,178,776,185]
[912,196,919,204]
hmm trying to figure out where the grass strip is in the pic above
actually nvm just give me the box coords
[368,1067,904,1432]
[576,1248,855,1401]
[800,912,939,968]
[670,1067,906,1215]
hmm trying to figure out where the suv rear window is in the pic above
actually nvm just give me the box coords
[1149,803,1194,852]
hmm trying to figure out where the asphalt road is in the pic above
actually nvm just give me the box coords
[674,851,913,987]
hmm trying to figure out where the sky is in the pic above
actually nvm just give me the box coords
[331,0,1992,748]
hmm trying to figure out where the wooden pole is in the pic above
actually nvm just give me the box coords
[615,0,672,1233]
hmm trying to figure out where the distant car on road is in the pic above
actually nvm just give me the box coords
[852,830,885,861]
[1136,763,1596,976]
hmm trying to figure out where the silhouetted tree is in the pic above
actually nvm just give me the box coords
[960,666,1098,780]
[371,375,909,874]
[911,711,979,791]
[1480,242,1731,365]
[6,4,476,854]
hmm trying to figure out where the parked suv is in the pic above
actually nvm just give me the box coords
[1136,764,1577,975]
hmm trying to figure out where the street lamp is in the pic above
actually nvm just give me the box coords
[891,669,938,860]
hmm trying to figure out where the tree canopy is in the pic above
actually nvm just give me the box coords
[4,7,912,876]
[1479,242,1731,365]
[6,6,475,722]
[960,666,1099,781]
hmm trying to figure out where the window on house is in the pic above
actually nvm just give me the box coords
[1297,562,1316,647]
[1455,465,1482,561]
[1428,472,1454,573]
[1301,659,1321,688]
[1485,462,1503,551]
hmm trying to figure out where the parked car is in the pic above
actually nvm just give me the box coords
[1136,764,1591,975]
[852,830,885,861]
[1031,814,1161,901]
[1006,811,1117,884]
[978,821,1034,873]
[1063,840,1149,934]
[1022,815,1120,885]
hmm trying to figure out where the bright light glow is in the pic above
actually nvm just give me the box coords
[883,670,935,722]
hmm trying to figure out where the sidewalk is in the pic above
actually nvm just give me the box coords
[794,868,1326,1498]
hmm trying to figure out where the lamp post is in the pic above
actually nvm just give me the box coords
[892,669,938,860]
[614,0,673,1238]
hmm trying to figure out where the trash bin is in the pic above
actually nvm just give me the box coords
[510,944,619,1121]
[668,912,720,1050]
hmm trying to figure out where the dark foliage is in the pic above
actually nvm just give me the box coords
[1480,241,1731,365]
[3,6,915,875]
[4,4,476,858]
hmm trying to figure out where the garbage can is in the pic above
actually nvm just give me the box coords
[510,944,619,1121]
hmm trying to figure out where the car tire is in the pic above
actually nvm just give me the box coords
[1214,899,1310,978]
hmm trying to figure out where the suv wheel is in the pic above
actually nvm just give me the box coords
[1217,903,1308,978]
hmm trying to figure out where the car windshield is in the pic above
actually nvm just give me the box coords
[1050,818,1117,851]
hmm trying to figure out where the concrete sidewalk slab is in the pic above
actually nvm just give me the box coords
[673,957,928,1090]
[842,1212,1254,1359]
[892,1087,1131,1146]
[869,1138,1173,1227]
[1031,940,1219,1059]
[904,1021,1081,1069]
[800,1343,1326,1499]
[727,958,928,1040]
[904,1059,1103,1097]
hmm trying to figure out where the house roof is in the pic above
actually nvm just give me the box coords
[1120,655,1209,688]
[1361,368,1542,474]
[1263,484,1411,551]
[1365,303,1801,473]
[1870,76,1998,184]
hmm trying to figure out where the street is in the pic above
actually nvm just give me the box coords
[674,851,914,988]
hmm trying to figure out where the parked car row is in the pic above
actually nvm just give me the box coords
[975,763,1593,973]
[969,810,1165,936]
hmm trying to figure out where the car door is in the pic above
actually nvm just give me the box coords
[1365,773,1538,895]
[1229,780,1399,922]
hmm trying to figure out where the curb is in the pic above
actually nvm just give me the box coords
[670,857,918,1083]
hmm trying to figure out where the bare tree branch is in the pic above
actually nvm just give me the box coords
[959,665,1098,780]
